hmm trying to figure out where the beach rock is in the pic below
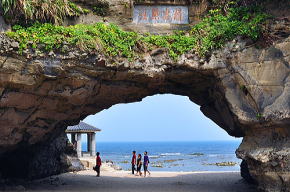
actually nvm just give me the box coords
[105,161,122,170]
[189,153,204,156]
[203,162,237,166]
[236,128,290,192]
[0,11,289,192]
[151,163,164,168]
[0,131,84,179]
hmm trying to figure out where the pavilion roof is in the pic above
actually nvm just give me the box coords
[66,122,101,133]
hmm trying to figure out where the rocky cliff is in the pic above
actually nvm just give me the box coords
[0,11,289,192]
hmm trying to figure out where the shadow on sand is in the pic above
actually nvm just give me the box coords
[20,171,257,192]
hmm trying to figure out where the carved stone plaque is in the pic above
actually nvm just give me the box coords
[133,5,189,24]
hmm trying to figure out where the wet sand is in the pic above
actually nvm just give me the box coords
[20,167,257,192]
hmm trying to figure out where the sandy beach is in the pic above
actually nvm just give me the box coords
[11,164,257,192]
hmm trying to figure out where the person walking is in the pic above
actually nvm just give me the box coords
[95,152,102,177]
[131,150,137,175]
[143,151,151,177]
[136,154,142,176]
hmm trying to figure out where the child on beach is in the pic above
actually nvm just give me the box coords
[143,151,151,177]
[95,152,102,177]
[131,151,137,175]
[136,154,142,176]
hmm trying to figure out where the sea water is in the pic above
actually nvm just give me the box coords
[82,141,241,172]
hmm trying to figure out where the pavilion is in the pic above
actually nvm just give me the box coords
[66,122,101,158]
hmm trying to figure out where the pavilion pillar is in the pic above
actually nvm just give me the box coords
[87,133,92,155]
[71,133,76,144]
[91,132,96,157]
[76,133,82,158]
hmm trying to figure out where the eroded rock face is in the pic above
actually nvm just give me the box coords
[0,128,84,179]
[0,25,289,191]
[237,128,290,192]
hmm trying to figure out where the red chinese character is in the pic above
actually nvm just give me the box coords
[173,8,182,21]
[139,9,148,21]
[152,8,159,20]
[163,8,170,21]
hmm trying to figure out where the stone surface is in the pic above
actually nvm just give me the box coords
[236,127,290,192]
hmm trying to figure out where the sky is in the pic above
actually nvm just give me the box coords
[83,94,241,142]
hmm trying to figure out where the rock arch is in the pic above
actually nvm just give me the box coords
[0,35,289,191]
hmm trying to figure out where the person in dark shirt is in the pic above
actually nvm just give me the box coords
[95,152,102,177]
[73,141,77,150]
[131,150,137,174]
[143,151,151,177]
[136,154,142,176]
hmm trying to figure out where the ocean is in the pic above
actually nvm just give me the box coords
[82,141,242,172]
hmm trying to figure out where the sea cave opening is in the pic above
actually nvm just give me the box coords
[68,94,244,176]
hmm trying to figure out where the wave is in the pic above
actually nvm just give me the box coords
[160,153,181,156]
[149,155,160,158]
[208,154,219,157]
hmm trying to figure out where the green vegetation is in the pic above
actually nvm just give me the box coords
[6,6,269,59]
[209,0,283,9]
[1,0,15,14]
[69,2,90,16]
[240,85,249,95]
[6,23,140,58]
[1,0,89,25]
[189,7,268,56]
[256,113,263,120]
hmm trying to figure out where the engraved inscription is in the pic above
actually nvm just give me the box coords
[133,5,189,24]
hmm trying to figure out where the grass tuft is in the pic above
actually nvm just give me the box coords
[1,0,89,25]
